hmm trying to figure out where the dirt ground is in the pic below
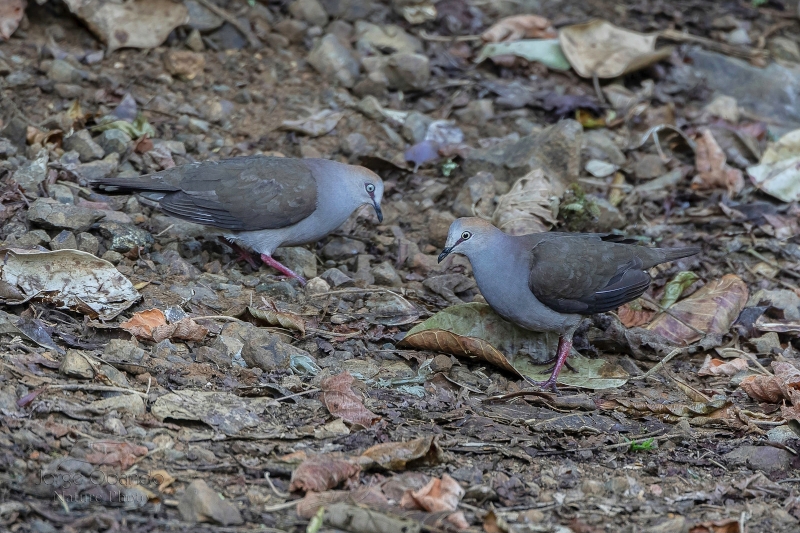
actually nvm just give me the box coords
[1,0,800,532]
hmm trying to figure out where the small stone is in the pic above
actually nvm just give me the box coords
[164,49,206,80]
[77,232,100,255]
[354,21,422,55]
[6,71,33,87]
[88,394,145,416]
[203,99,234,123]
[289,0,329,27]
[322,237,366,260]
[97,221,154,253]
[581,479,605,496]
[47,183,74,204]
[384,53,430,91]
[371,261,402,287]
[304,276,330,296]
[186,28,205,51]
[104,417,127,436]
[726,28,751,46]
[453,171,496,218]
[307,33,360,88]
[54,83,83,99]
[427,210,456,247]
[273,247,317,279]
[73,153,120,181]
[27,198,102,232]
[340,132,371,157]
[430,354,453,372]
[101,250,125,264]
[274,19,308,44]
[319,0,373,21]
[178,479,243,525]
[766,425,799,445]
[300,144,322,159]
[97,129,132,156]
[185,0,224,31]
[455,99,494,125]
[592,197,626,231]
[402,112,432,144]
[11,152,48,192]
[265,33,290,49]
[16,230,50,247]
[633,154,666,180]
[49,230,77,251]
[160,250,201,279]
[751,332,781,354]
[255,281,298,299]
[0,137,18,157]
[218,321,308,372]
[724,445,793,473]
[210,22,248,50]
[352,73,388,98]
[47,59,82,83]
[105,339,147,367]
[60,349,94,379]
[63,130,105,162]
[321,267,354,287]
[644,516,688,533]
[770,36,800,62]
[704,95,740,123]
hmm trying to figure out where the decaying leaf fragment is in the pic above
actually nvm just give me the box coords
[481,14,557,43]
[617,299,655,328]
[280,110,344,137]
[289,455,361,493]
[492,169,559,235]
[697,356,749,377]
[296,486,389,519]
[740,361,800,404]
[599,397,749,428]
[121,308,208,342]
[358,436,443,470]
[0,0,26,41]
[400,474,469,530]
[0,248,140,320]
[320,372,381,427]
[647,274,748,345]
[692,128,745,196]
[85,440,148,470]
[246,305,305,335]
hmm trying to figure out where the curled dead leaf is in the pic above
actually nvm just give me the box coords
[289,455,361,493]
[358,435,443,470]
[618,300,655,328]
[481,14,556,43]
[697,356,749,377]
[0,0,25,41]
[492,169,559,235]
[740,361,800,404]
[692,128,745,196]
[247,305,305,335]
[320,372,381,428]
[400,474,469,530]
[647,274,748,345]
[121,309,167,338]
[85,440,148,470]
[121,309,207,342]
[296,486,388,519]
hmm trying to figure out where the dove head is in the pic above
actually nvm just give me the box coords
[438,217,500,263]
[339,164,384,223]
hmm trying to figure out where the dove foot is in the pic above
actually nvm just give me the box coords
[524,335,572,393]
[260,254,307,285]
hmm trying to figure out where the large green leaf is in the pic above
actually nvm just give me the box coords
[475,39,571,71]
[400,303,628,390]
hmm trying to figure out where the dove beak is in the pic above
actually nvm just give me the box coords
[438,246,453,263]
[373,201,383,223]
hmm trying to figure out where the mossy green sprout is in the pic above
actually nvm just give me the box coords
[627,437,657,452]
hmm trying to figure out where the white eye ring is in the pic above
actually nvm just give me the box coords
[365,183,375,193]
[461,231,471,240]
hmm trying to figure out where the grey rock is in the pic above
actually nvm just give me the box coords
[321,267,354,287]
[319,0,374,21]
[11,152,48,192]
[322,237,366,260]
[354,21,422,54]
[105,339,147,367]
[159,250,201,279]
[203,99,234,123]
[0,385,19,413]
[63,130,104,162]
[371,261,401,286]
[289,0,329,27]
[87,394,143,415]
[60,349,94,379]
[384,53,429,91]
[751,332,781,354]
[47,59,83,83]
[592,197,626,231]
[352,73,388,98]
[770,36,800,62]
[73,153,120,181]
[101,250,124,264]
[724,445,793,473]
[210,22,248,50]
[273,19,308,44]
[644,517,688,533]
[47,183,74,204]
[633,154,666,180]
[304,276,330,296]
[97,221,154,253]
[748,289,800,320]
[582,130,626,166]
[766,425,800,445]
[340,132,371,156]
[255,281,297,299]
[6,71,33,87]
[178,479,243,526]
[463,119,583,184]
[0,137,18,157]
[54,83,83,99]
[27,198,102,232]
[77,232,100,255]
[427,210,456,247]
[218,322,307,372]
[453,171,496,218]
[327,20,353,42]
[185,0,224,31]
[49,230,77,251]
[455,99,494,125]
[16,229,50,247]
[273,246,317,279]
[153,139,187,156]
[152,339,179,359]
[97,129,132,156]
[402,112,432,143]
[1,117,28,152]
[307,33,360,88]
[186,28,205,52]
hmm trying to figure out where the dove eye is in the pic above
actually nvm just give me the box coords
[461,231,471,240]
[365,183,375,193]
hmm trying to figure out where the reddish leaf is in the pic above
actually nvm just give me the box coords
[121,309,167,339]
[618,300,655,328]
[0,0,25,40]
[697,356,749,377]
[692,128,744,196]
[85,441,148,469]
[289,455,361,493]
[481,15,556,43]
[320,372,380,428]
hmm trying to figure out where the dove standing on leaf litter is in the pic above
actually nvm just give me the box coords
[437,217,701,391]
[92,156,384,285]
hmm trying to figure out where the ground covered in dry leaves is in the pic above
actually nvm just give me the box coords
[1,1,800,532]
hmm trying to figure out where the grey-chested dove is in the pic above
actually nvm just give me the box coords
[437,217,700,391]
[92,156,384,284]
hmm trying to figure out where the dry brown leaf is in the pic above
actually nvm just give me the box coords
[492,169,559,236]
[148,469,175,492]
[559,19,673,78]
[289,455,361,493]
[84,441,148,470]
[400,474,464,512]
[647,274,748,345]
[400,328,519,374]
[697,356,749,377]
[0,0,25,40]
[296,486,388,519]
[481,14,556,43]
[121,309,167,338]
[692,128,745,196]
[618,300,655,328]
[740,374,783,403]
[247,305,305,335]
[26,126,62,147]
[358,435,442,470]
[320,372,381,428]
[689,518,741,533]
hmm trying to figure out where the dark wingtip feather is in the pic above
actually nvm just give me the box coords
[661,246,702,262]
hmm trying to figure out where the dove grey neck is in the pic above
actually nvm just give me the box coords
[224,159,364,256]
[467,228,582,334]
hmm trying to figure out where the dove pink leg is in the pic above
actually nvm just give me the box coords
[260,254,307,285]
[525,335,572,392]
